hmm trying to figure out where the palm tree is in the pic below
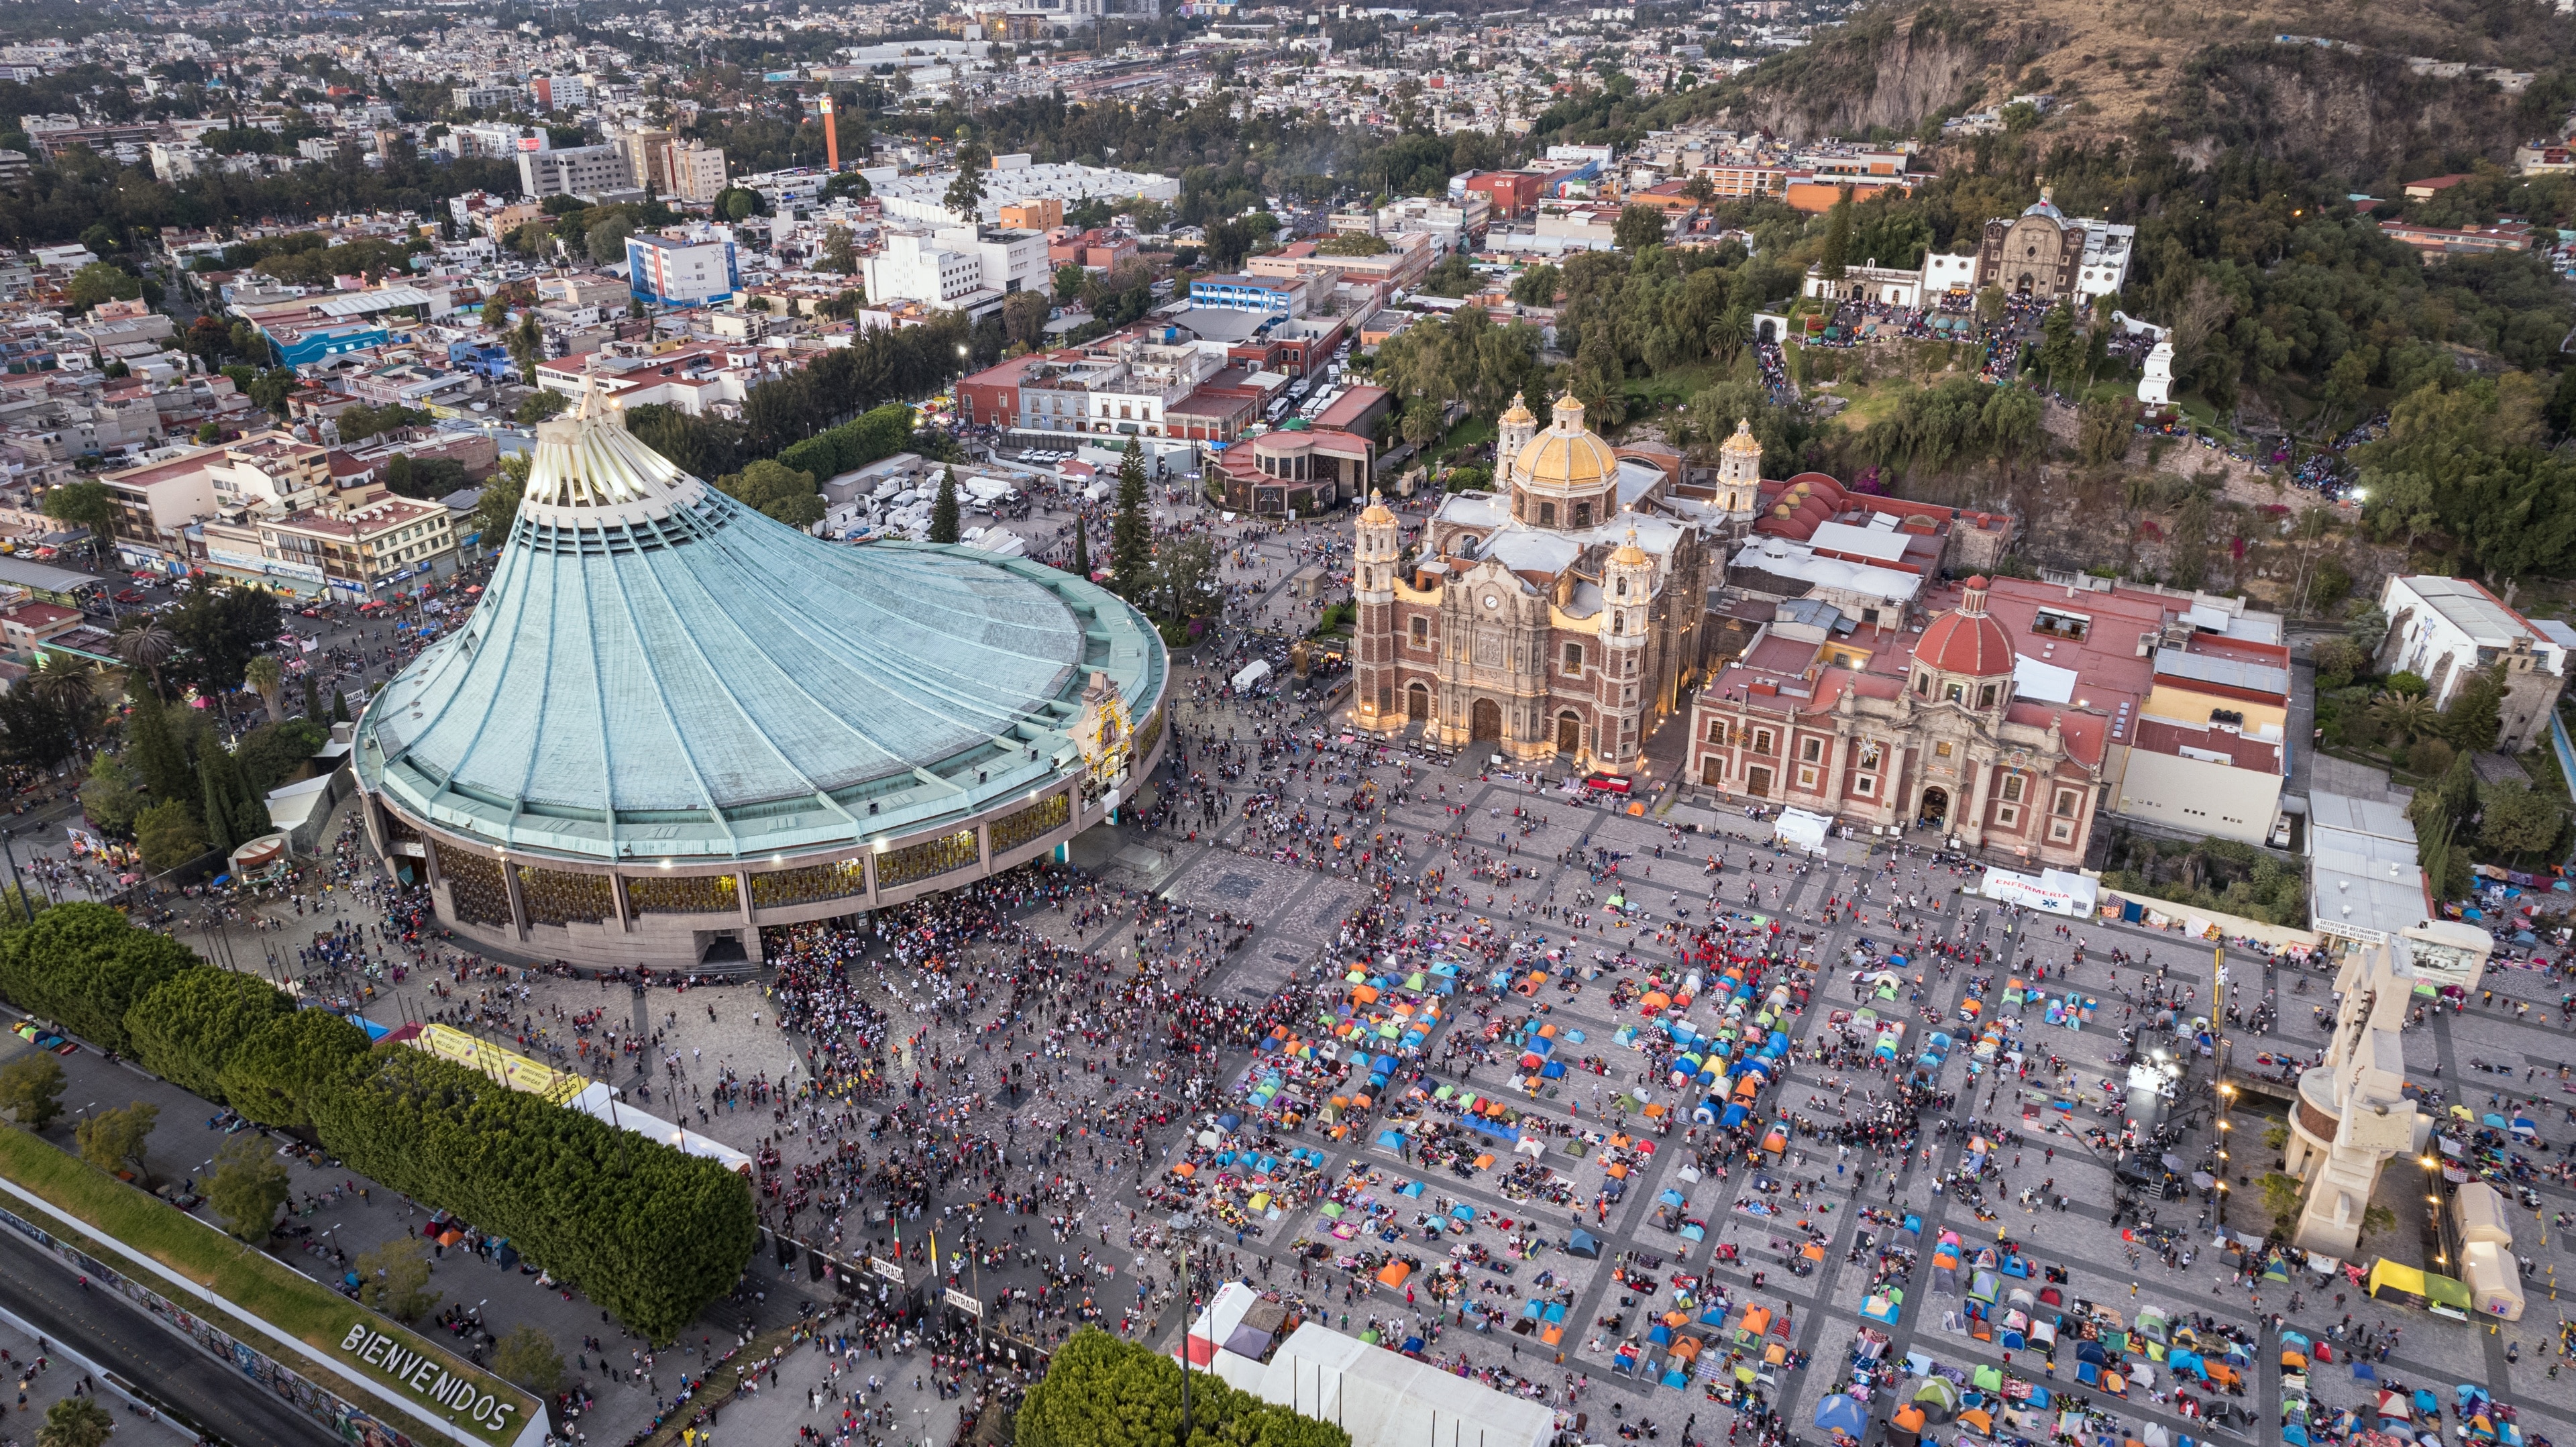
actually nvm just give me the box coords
[2372,691,2437,747]
[30,659,95,763]
[244,653,284,720]
[113,614,176,697]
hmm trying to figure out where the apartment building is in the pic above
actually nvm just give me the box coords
[519,144,634,201]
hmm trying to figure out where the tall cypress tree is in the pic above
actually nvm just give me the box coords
[1819,185,1852,281]
[230,748,270,843]
[1071,525,1089,579]
[1109,439,1151,600]
[331,689,350,724]
[301,671,321,721]
[928,465,961,544]
[127,691,192,804]
[200,757,237,855]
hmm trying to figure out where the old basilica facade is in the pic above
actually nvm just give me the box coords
[1348,392,1756,770]
[1346,391,2112,866]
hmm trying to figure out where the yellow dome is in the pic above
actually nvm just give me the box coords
[1517,431,1619,488]
[1721,419,1762,455]
[1359,488,1396,525]
[1499,390,1536,427]
[1610,527,1650,568]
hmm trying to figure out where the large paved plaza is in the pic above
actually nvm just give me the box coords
[7,498,2574,1447]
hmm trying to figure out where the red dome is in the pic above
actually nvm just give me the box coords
[1913,577,2015,678]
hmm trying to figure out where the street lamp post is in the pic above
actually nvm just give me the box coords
[0,828,34,924]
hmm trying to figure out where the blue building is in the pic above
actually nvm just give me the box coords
[448,339,516,381]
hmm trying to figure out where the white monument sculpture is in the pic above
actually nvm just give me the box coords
[2137,340,2174,409]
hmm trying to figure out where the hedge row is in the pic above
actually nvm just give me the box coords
[309,1048,756,1342]
[774,401,915,482]
[1017,1330,1351,1447]
[0,903,754,1342]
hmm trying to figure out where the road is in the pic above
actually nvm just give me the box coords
[0,1224,343,1447]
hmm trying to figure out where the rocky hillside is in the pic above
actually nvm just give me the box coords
[1727,0,2572,169]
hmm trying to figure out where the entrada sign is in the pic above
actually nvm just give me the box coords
[338,1324,521,1436]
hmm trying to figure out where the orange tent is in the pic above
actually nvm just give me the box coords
[1376,1262,1411,1289]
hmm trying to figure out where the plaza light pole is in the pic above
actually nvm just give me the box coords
[0,828,34,923]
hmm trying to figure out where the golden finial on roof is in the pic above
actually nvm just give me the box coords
[1721,418,1762,455]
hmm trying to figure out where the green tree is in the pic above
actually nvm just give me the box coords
[1053,263,1087,303]
[490,1324,566,1394]
[35,1396,114,1447]
[74,1100,157,1183]
[2037,302,2082,391]
[353,1238,440,1323]
[125,967,292,1102]
[205,1132,289,1240]
[2437,667,2506,753]
[233,717,327,796]
[819,225,855,275]
[164,579,284,699]
[515,390,570,425]
[0,1053,66,1129]
[714,458,824,529]
[243,653,284,720]
[134,799,207,872]
[945,140,991,219]
[311,1050,755,1341]
[2259,1171,2307,1233]
[2310,636,2367,690]
[714,186,763,222]
[0,903,201,1055]
[214,1005,368,1129]
[2478,780,2563,857]
[63,262,142,311]
[1018,1330,1350,1447]
[1002,288,1052,350]
[1316,232,1390,256]
[1509,264,1561,308]
[474,451,531,545]
[1109,439,1152,600]
[1612,203,1668,252]
[507,310,545,382]
[2076,398,2132,467]
[77,754,145,836]
[117,619,179,702]
[37,481,113,566]
[1817,186,1852,281]
[1975,284,2006,325]
[929,464,962,544]
[585,215,635,266]
[1071,524,1089,579]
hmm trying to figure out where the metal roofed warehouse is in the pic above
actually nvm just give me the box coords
[353,379,1167,968]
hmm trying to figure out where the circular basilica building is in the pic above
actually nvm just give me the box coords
[353,386,1167,968]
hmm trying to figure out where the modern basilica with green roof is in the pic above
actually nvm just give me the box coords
[353,380,1167,967]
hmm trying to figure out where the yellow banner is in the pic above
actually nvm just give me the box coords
[410,1022,588,1104]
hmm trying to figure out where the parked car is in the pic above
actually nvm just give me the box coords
[113,588,144,602]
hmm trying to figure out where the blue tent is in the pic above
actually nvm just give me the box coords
[1568,1230,1601,1258]
[1814,1396,1869,1436]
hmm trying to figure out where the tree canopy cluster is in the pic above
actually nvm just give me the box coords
[0,902,754,1342]
[1017,1330,1351,1447]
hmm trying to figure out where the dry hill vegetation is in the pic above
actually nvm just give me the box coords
[1717,0,2574,186]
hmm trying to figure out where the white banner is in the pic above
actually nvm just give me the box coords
[1978,867,2098,918]
[944,1288,983,1317]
